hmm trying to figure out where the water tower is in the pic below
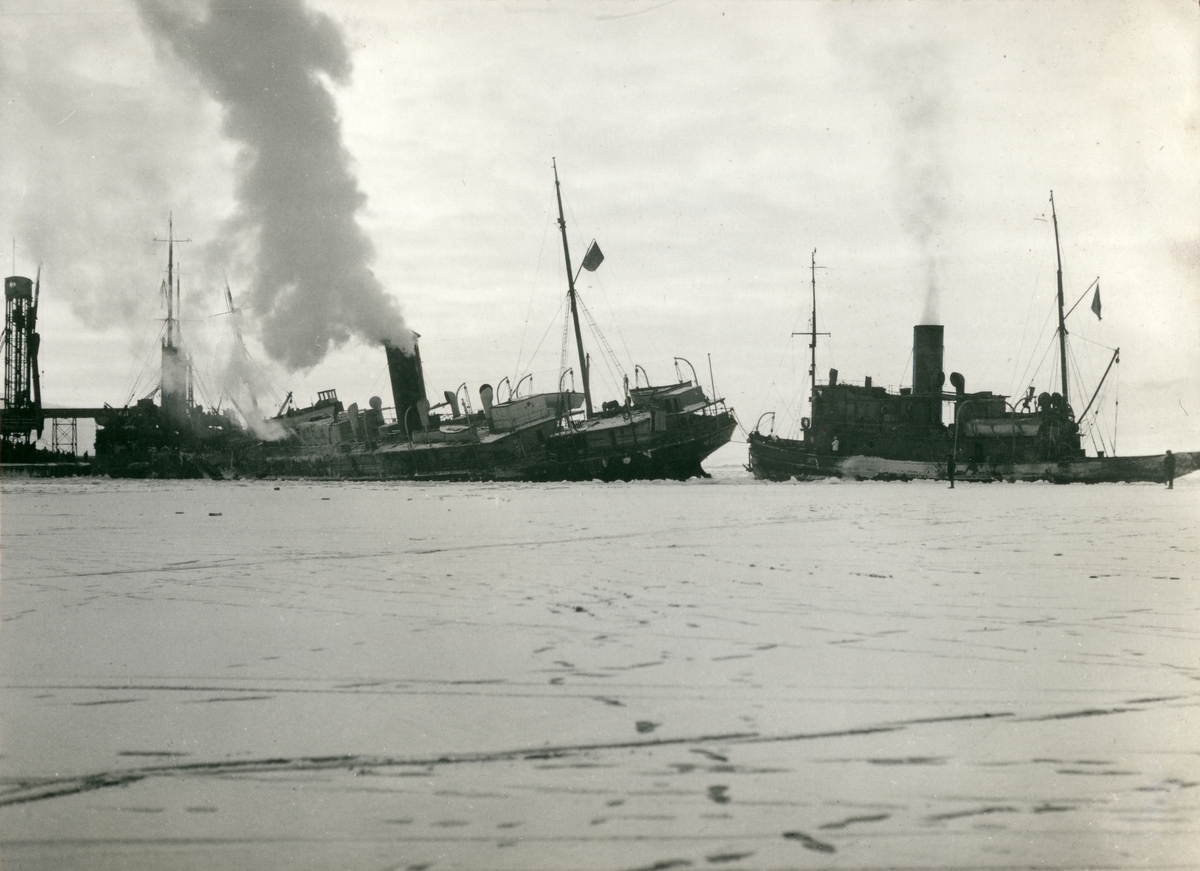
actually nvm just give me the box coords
[1,273,43,447]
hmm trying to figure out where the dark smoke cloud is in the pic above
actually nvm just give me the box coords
[136,0,411,371]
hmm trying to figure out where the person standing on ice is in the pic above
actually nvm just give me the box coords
[831,436,839,454]
[947,452,956,489]
[1164,450,1176,489]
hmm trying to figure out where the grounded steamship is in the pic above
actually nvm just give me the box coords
[239,162,736,482]
[97,166,736,481]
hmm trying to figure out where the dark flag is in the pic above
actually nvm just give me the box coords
[581,240,604,272]
[1091,284,1102,320]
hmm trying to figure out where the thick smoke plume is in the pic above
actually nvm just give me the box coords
[136,0,411,371]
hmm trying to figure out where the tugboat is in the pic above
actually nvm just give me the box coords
[242,161,737,481]
[93,219,250,478]
[748,195,1198,484]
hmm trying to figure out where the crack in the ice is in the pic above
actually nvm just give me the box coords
[1021,705,1139,721]
[0,708,1019,807]
[22,517,809,582]
[927,804,1019,821]
[818,813,890,830]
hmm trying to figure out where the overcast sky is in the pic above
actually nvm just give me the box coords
[2,0,1197,455]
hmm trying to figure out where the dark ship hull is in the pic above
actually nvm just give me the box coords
[749,432,1199,484]
[237,343,736,483]
[243,419,735,483]
[95,335,736,483]
[94,400,251,480]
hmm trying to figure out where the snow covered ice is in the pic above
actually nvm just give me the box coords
[3,456,1199,870]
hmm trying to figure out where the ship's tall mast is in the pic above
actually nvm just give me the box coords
[1051,191,1069,408]
[165,214,176,349]
[792,250,828,419]
[809,249,817,411]
[553,158,592,418]
[155,215,191,426]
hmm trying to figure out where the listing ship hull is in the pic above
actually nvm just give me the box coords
[232,163,739,484]
[749,432,1198,484]
[238,386,734,484]
[96,342,737,483]
[239,360,737,483]
[95,177,739,482]
[242,414,735,483]
[543,408,737,482]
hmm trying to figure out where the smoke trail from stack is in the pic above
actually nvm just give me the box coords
[136,0,410,371]
[873,41,952,325]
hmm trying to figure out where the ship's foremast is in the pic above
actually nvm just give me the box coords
[1051,191,1070,410]
[553,159,592,419]
[809,249,818,414]
[793,249,827,427]
[155,215,193,427]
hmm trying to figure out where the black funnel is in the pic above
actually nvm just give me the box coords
[912,325,944,396]
[385,337,427,435]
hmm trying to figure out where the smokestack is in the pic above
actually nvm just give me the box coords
[913,324,944,426]
[385,338,427,435]
[912,325,944,395]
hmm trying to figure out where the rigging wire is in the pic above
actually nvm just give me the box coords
[513,292,567,383]
[1010,219,1051,395]
[121,297,167,405]
[578,294,626,383]
[125,320,168,406]
[1113,363,1119,455]
[1025,337,1059,402]
[1068,332,1118,352]
[1013,302,1058,398]
[513,206,554,379]
[895,347,913,394]
[560,296,571,384]
[751,294,807,435]
[191,363,216,410]
[562,193,636,392]
[576,292,627,396]
[585,259,641,378]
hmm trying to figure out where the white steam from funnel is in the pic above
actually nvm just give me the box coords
[136,0,412,371]
[874,42,952,326]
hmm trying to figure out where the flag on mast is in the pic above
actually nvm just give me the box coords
[1091,284,1102,320]
[581,240,604,272]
